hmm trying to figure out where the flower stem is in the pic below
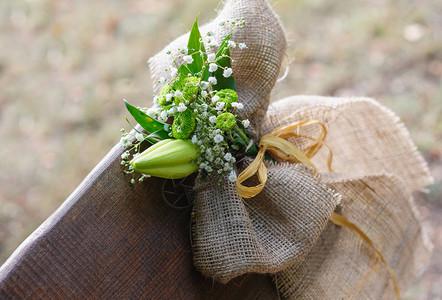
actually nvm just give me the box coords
[233,124,249,145]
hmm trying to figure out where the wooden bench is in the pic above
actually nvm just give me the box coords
[0,143,277,299]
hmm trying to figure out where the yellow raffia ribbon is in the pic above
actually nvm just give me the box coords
[236,120,400,300]
[330,213,400,299]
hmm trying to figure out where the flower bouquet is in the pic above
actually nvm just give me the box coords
[120,17,252,184]
[119,0,433,299]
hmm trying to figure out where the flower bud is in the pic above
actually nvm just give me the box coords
[130,139,199,179]
[172,110,196,139]
[158,83,173,105]
[214,89,238,109]
[216,112,236,131]
[174,77,199,104]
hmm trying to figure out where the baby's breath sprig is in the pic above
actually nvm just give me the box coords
[121,16,251,183]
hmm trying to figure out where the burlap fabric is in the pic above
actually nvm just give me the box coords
[148,0,433,298]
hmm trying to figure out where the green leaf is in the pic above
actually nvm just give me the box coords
[212,48,236,91]
[177,64,190,79]
[186,16,206,75]
[144,130,169,144]
[211,34,236,91]
[216,33,232,58]
[124,100,171,138]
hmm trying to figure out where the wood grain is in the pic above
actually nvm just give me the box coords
[0,143,277,299]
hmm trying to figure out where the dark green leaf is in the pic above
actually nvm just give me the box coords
[210,33,236,91]
[186,16,206,75]
[216,34,232,59]
[212,47,236,91]
[124,100,171,138]
[144,130,170,144]
[177,64,190,79]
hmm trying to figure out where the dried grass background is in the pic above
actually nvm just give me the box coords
[0,0,441,298]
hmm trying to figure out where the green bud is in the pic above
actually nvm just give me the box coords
[216,112,236,131]
[130,139,199,179]
[158,83,173,105]
[172,109,196,139]
[174,77,199,104]
[215,89,238,109]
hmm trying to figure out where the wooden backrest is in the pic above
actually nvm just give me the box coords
[0,143,276,299]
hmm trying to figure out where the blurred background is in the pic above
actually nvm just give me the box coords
[0,0,440,298]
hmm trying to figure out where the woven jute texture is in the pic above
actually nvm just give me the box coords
[149,0,433,298]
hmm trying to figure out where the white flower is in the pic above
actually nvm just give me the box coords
[174,90,183,98]
[170,67,178,78]
[177,102,187,112]
[208,63,218,72]
[159,111,169,122]
[242,119,250,128]
[121,151,129,160]
[181,47,188,55]
[158,77,167,84]
[209,115,217,123]
[208,76,217,85]
[239,43,247,50]
[218,21,225,26]
[232,102,244,110]
[215,101,225,111]
[167,107,177,114]
[228,171,237,182]
[153,95,159,104]
[146,106,160,116]
[205,37,218,47]
[183,55,194,64]
[164,124,170,131]
[135,133,144,142]
[223,68,233,78]
[200,81,209,90]
[166,93,173,102]
[201,90,208,98]
[224,153,233,161]
[214,134,224,143]
[191,135,198,144]
[212,95,220,102]
[228,40,236,48]
[207,53,216,63]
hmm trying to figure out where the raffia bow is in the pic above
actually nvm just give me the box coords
[149,0,433,298]
[236,120,400,299]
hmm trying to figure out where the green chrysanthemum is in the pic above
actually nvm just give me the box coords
[158,83,173,105]
[174,77,199,104]
[216,112,236,131]
[215,89,238,109]
[172,109,196,139]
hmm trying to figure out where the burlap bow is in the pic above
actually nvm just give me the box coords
[148,0,433,298]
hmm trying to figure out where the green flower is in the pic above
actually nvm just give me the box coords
[158,83,173,105]
[130,139,199,179]
[172,109,196,139]
[216,112,236,131]
[214,89,238,109]
[174,77,199,104]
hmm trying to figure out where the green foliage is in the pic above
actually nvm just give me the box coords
[212,34,236,91]
[124,100,170,141]
[179,16,206,77]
